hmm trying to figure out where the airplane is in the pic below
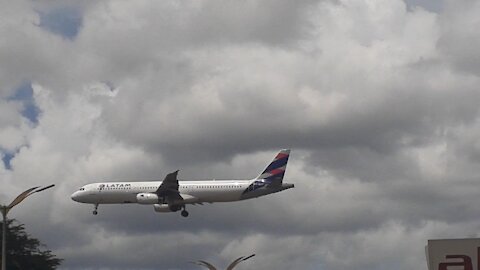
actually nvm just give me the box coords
[71,149,294,217]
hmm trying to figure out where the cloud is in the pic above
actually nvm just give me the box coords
[1,0,480,270]
[438,0,480,75]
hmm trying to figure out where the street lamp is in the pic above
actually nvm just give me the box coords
[1,184,55,270]
[190,254,255,270]
[226,254,255,270]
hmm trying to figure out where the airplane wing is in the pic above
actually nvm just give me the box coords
[155,170,183,203]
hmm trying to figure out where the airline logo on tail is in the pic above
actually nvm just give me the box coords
[242,149,291,196]
[257,149,290,183]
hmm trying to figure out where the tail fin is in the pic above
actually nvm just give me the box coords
[256,149,290,184]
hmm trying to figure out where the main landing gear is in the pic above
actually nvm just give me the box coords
[181,206,189,217]
[93,204,99,215]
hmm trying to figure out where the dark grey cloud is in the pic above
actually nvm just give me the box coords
[405,0,445,12]
[438,0,480,75]
[185,0,319,46]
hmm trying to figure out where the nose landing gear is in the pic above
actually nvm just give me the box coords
[93,204,99,215]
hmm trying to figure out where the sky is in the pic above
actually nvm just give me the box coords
[1,0,480,269]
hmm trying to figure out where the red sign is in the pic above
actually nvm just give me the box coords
[438,247,480,270]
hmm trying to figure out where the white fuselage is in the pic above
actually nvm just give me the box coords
[71,179,255,205]
[71,149,294,216]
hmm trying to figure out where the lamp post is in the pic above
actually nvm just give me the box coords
[190,254,255,270]
[226,254,255,270]
[1,184,55,270]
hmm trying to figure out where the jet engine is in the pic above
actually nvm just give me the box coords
[136,193,159,204]
[153,204,176,212]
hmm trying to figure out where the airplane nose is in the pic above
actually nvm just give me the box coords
[71,191,80,202]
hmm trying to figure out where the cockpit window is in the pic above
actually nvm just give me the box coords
[80,188,85,191]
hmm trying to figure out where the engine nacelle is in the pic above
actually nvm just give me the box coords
[136,193,159,204]
[153,204,175,212]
